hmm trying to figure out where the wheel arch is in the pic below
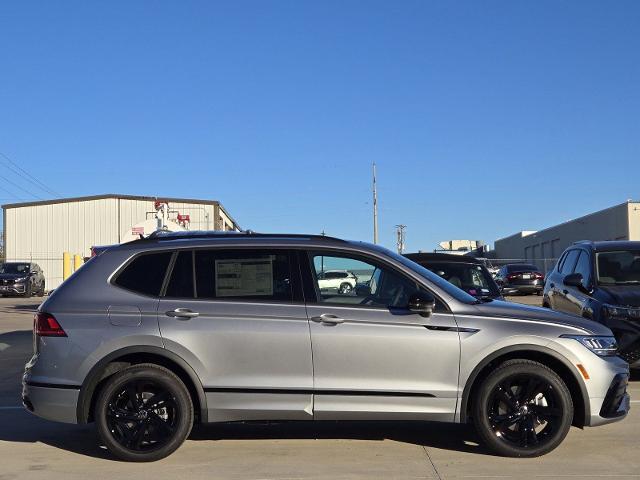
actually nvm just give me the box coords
[460,345,589,428]
[77,345,208,425]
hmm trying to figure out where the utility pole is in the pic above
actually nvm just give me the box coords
[395,224,407,254]
[372,162,378,244]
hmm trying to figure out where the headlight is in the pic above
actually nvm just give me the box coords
[561,335,618,357]
[14,277,28,283]
[603,304,640,320]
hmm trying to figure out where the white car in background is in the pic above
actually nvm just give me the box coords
[317,270,357,294]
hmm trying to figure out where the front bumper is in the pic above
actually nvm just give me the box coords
[0,284,26,294]
[22,378,80,424]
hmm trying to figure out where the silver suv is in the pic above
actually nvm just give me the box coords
[23,232,630,461]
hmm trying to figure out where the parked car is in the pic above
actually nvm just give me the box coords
[23,231,629,461]
[0,262,45,297]
[404,253,503,301]
[495,264,545,295]
[316,269,357,294]
[543,240,640,368]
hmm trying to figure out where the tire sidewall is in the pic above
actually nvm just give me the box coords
[95,365,193,462]
[473,361,573,457]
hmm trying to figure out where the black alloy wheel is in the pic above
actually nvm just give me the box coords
[96,364,193,462]
[474,359,573,457]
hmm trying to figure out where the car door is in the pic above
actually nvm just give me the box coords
[553,249,581,313]
[562,250,593,317]
[158,248,313,422]
[302,250,460,422]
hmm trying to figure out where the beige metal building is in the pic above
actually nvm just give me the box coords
[494,200,640,270]
[2,194,240,290]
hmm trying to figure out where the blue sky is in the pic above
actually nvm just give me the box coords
[1,1,639,252]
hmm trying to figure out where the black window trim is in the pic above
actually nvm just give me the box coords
[301,247,451,313]
[110,249,175,299]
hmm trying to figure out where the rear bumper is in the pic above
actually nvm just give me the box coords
[508,284,543,293]
[22,380,80,424]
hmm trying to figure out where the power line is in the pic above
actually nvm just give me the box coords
[0,173,44,200]
[0,150,61,198]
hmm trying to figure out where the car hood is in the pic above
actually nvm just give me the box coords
[470,300,611,335]
[0,274,26,281]
[597,285,640,307]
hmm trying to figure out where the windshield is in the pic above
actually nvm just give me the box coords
[377,248,479,304]
[420,262,500,298]
[0,263,30,275]
[596,250,640,285]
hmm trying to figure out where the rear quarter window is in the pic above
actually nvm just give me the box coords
[114,251,173,296]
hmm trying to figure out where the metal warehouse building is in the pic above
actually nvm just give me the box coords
[2,194,240,290]
[494,200,640,270]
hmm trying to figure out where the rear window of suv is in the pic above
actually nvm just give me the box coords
[114,251,173,296]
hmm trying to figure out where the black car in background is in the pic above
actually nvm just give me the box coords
[404,253,502,300]
[0,262,45,297]
[543,240,640,368]
[495,263,545,295]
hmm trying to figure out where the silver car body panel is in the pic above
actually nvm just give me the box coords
[22,235,630,428]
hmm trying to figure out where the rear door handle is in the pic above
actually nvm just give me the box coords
[166,308,199,319]
[311,314,344,325]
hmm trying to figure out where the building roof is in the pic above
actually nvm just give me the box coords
[2,193,240,229]
[2,193,223,209]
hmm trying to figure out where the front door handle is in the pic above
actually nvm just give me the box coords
[311,314,344,325]
[166,308,199,319]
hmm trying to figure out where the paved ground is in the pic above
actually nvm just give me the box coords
[0,296,638,479]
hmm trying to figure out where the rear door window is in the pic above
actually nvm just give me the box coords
[194,250,293,301]
[115,251,172,296]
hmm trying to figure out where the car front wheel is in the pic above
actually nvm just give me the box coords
[95,363,194,462]
[472,359,573,457]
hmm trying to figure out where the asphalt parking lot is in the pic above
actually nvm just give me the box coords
[1,296,638,479]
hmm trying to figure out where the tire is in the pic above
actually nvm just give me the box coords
[23,284,32,298]
[472,359,573,457]
[338,282,353,295]
[95,363,194,462]
[38,283,46,297]
[536,291,542,296]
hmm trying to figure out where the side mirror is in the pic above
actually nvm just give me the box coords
[407,291,436,317]
[563,272,584,288]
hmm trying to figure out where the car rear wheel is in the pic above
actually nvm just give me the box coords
[95,363,193,462]
[473,359,573,457]
[339,282,353,294]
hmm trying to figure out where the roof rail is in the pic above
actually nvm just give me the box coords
[136,230,347,243]
[572,240,594,245]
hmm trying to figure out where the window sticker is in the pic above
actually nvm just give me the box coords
[215,257,274,296]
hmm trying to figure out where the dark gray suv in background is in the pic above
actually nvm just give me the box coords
[23,232,629,461]
[543,240,640,368]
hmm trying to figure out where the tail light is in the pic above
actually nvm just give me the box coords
[534,273,544,279]
[34,312,67,337]
[507,274,518,280]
